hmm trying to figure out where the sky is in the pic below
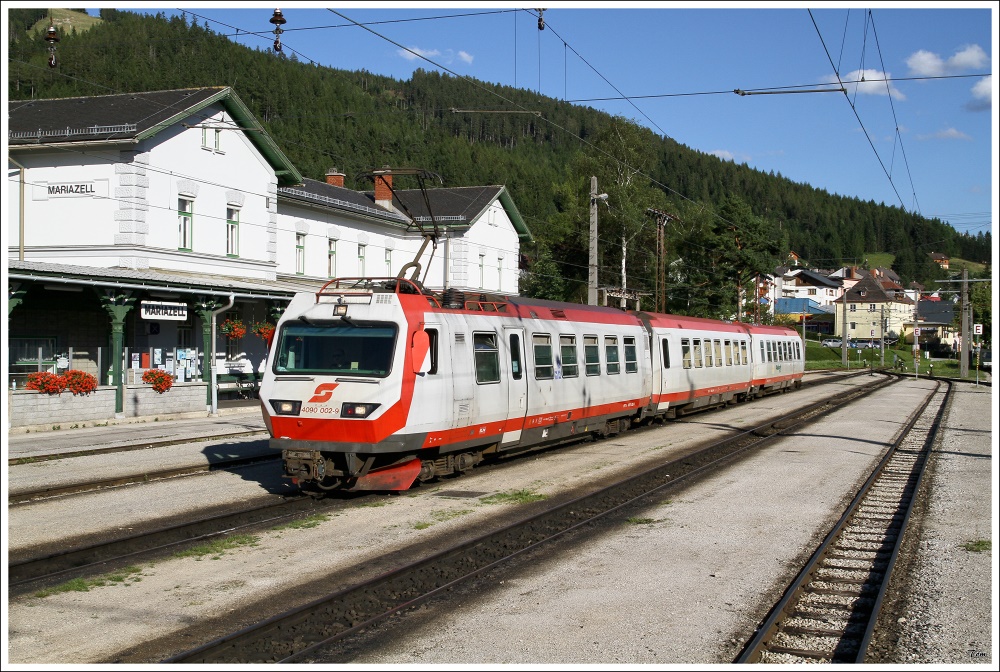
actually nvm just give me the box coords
[83,3,995,240]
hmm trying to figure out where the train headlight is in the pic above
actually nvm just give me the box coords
[270,399,302,416]
[341,402,380,418]
[333,304,348,317]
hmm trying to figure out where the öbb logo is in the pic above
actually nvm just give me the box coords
[308,383,339,403]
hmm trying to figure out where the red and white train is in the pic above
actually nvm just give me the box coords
[260,278,804,493]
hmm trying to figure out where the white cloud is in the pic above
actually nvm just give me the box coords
[710,150,735,161]
[907,44,989,76]
[398,46,441,62]
[398,46,474,68]
[916,127,972,141]
[842,69,905,100]
[967,75,992,111]
[906,49,944,77]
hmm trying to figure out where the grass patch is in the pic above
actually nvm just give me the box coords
[480,489,547,505]
[626,517,658,525]
[173,534,260,560]
[413,508,475,530]
[961,539,991,553]
[272,513,330,531]
[33,565,143,598]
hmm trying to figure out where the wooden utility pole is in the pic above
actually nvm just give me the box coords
[646,208,676,314]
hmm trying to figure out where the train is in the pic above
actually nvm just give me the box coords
[259,277,804,493]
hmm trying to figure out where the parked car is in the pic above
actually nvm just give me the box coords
[821,338,842,347]
[979,349,992,370]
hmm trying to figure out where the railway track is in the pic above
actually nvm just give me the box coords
[8,453,280,504]
[8,369,859,505]
[6,370,878,601]
[7,494,332,593]
[735,379,951,663]
[163,373,899,663]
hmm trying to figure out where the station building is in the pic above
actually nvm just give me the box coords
[6,87,531,415]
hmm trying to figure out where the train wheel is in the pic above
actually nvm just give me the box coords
[417,460,436,483]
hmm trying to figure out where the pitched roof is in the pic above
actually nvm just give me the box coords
[281,178,533,242]
[8,87,302,185]
[918,299,956,325]
[845,274,913,304]
[787,268,841,288]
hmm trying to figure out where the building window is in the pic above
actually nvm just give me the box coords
[385,249,392,276]
[226,208,239,257]
[560,335,578,378]
[223,310,240,360]
[479,254,485,289]
[498,257,503,291]
[850,321,857,330]
[328,239,337,278]
[214,128,222,151]
[358,244,366,276]
[849,303,856,312]
[178,198,193,250]
[533,334,553,379]
[295,233,306,275]
[201,126,209,149]
[808,288,817,295]
[869,303,876,312]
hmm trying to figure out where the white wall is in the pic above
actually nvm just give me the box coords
[9,104,279,280]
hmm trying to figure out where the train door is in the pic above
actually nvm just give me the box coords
[656,333,672,412]
[502,326,528,447]
[417,322,453,428]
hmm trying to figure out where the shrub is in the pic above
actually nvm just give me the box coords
[142,368,174,394]
[25,371,67,394]
[63,369,98,395]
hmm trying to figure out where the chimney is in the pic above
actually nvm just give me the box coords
[374,165,393,209]
[325,167,345,187]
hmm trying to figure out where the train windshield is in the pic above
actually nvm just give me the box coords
[273,321,397,377]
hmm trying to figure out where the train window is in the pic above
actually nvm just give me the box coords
[585,336,601,376]
[533,334,554,379]
[783,342,789,361]
[693,339,704,368]
[796,342,801,360]
[560,335,579,378]
[724,340,732,366]
[509,333,522,380]
[681,339,691,369]
[425,328,439,375]
[741,341,748,365]
[704,339,713,367]
[274,322,396,377]
[605,337,620,375]
[473,332,500,384]
[770,341,777,362]
[714,340,723,367]
[760,341,767,363]
[624,337,638,373]
[662,338,671,369]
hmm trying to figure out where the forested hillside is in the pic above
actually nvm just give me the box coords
[8,9,991,317]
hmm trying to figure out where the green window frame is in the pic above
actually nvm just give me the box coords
[624,336,637,373]
[178,197,193,251]
[605,336,620,375]
[226,207,239,257]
